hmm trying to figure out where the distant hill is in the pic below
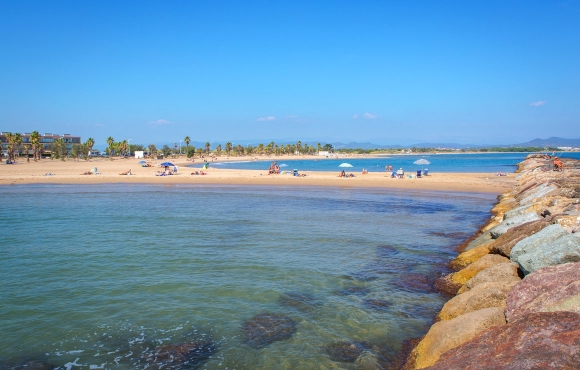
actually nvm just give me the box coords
[513,137,580,148]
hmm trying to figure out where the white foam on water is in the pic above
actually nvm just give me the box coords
[89,363,106,369]
[67,350,84,354]
[63,357,81,370]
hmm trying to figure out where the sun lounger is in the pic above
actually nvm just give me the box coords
[416,170,422,178]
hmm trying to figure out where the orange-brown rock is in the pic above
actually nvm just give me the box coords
[448,243,493,271]
[449,254,510,287]
[457,263,520,294]
[506,262,580,322]
[437,280,518,321]
[490,198,517,218]
[405,307,506,369]
[488,219,550,257]
[425,312,580,370]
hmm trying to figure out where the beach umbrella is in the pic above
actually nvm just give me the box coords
[339,163,353,167]
[160,162,175,167]
[414,158,431,173]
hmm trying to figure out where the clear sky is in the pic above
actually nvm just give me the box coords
[1,0,579,146]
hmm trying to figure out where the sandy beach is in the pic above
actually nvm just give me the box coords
[0,156,514,193]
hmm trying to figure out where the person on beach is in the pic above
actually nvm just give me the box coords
[338,170,346,177]
[397,168,404,178]
[119,169,132,175]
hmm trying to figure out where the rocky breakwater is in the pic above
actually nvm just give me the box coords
[403,154,580,369]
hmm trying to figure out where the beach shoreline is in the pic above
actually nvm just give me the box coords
[0,156,514,193]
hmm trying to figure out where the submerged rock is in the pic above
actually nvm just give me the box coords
[324,341,372,362]
[278,292,321,311]
[375,245,399,258]
[147,340,216,369]
[242,313,296,347]
[335,286,371,296]
[426,312,580,370]
[363,299,392,311]
[506,262,580,322]
[393,273,433,293]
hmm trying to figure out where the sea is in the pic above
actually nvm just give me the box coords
[194,152,580,173]
[0,184,496,369]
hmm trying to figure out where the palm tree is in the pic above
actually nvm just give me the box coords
[296,141,302,155]
[225,142,232,156]
[205,142,211,154]
[184,136,191,152]
[106,136,115,160]
[257,143,264,155]
[197,147,203,158]
[216,144,222,156]
[121,140,128,156]
[317,142,322,154]
[5,133,14,162]
[85,137,95,160]
[30,131,41,161]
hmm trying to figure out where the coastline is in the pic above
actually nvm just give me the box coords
[0,157,514,193]
[401,155,580,369]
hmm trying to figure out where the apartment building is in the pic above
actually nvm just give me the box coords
[0,132,82,157]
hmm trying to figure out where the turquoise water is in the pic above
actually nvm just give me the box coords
[0,185,495,369]
[195,152,580,173]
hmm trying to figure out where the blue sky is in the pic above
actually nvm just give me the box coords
[1,0,579,146]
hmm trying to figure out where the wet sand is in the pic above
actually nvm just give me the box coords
[0,156,514,193]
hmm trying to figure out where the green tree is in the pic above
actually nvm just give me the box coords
[186,146,196,158]
[148,144,157,158]
[216,144,222,156]
[184,136,191,152]
[161,145,172,157]
[205,142,211,154]
[197,147,203,157]
[257,143,264,155]
[30,131,41,161]
[296,141,302,155]
[106,136,115,160]
[322,143,334,152]
[225,142,232,156]
[317,142,322,153]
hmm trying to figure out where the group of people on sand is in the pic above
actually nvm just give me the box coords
[268,161,280,174]
[338,170,356,178]
[190,170,207,175]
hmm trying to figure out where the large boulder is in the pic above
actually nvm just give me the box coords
[457,263,520,294]
[488,212,542,239]
[491,198,517,219]
[449,254,511,287]
[425,312,580,370]
[464,231,492,251]
[489,219,550,257]
[406,307,506,369]
[518,183,559,205]
[434,254,510,296]
[503,202,544,220]
[516,232,580,275]
[505,262,580,322]
[437,281,518,321]
[449,243,493,271]
[509,224,569,262]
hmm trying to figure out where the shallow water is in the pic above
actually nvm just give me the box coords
[195,152,580,173]
[0,184,495,369]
